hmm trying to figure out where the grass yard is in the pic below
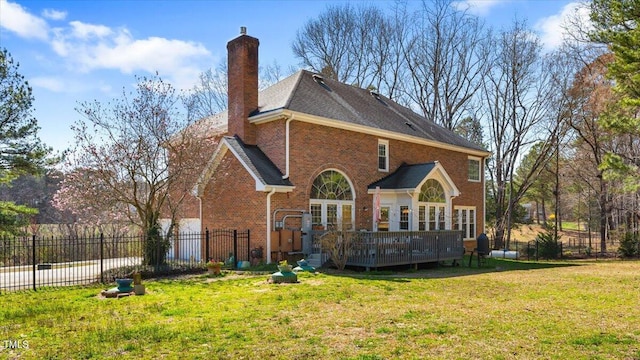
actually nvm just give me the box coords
[1,258,640,359]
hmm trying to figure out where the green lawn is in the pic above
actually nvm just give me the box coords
[2,258,640,359]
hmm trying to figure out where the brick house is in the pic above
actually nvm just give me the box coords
[173,29,489,264]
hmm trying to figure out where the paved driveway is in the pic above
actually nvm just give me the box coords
[0,257,142,291]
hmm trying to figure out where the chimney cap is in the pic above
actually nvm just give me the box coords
[240,26,247,35]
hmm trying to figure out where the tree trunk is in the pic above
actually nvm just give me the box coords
[142,211,170,266]
[599,177,608,253]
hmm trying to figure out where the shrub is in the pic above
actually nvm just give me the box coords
[321,230,353,270]
[617,232,639,258]
[536,227,561,260]
[319,219,358,270]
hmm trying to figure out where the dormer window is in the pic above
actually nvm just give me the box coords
[378,139,389,172]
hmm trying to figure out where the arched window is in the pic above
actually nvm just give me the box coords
[310,170,354,230]
[311,170,353,200]
[419,179,445,203]
[418,179,447,231]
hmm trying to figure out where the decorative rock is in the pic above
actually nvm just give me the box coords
[293,259,315,272]
[101,287,121,298]
[293,265,315,272]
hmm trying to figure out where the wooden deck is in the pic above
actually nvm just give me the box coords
[312,230,465,270]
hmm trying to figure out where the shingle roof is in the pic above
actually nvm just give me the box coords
[201,70,487,153]
[224,136,293,187]
[255,70,486,152]
[368,162,437,190]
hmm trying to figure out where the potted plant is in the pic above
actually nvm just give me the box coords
[206,260,224,275]
[277,260,293,273]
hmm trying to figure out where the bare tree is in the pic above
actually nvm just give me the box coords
[185,59,293,120]
[185,63,228,120]
[292,3,390,89]
[292,1,490,130]
[403,0,490,130]
[481,21,568,249]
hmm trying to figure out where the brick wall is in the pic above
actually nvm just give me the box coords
[201,119,486,257]
[285,121,485,234]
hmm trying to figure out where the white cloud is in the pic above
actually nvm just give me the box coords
[42,8,67,21]
[30,76,65,92]
[535,1,592,51]
[51,23,212,89]
[1,1,211,90]
[0,0,49,40]
[452,0,506,16]
[69,20,113,39]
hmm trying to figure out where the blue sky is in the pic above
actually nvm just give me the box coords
[0,0,587,154]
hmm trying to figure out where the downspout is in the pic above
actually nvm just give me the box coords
[282,114,295,180]
[266,188,277,263]
[198,196,203,231]
[195,194,204,261]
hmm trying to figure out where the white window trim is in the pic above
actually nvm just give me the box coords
[468,156,481,182]
[378,139,389,172]
[310,200,355,230]
[417,203,448,231]
[454,206,476,240]
[309,169,357,231]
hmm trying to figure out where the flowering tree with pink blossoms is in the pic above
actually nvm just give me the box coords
[53,75,218,265]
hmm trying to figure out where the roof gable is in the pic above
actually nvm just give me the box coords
[224,136,293,189]
[194,136,293,195]
[369,163,437,190]
[368,161,460,197]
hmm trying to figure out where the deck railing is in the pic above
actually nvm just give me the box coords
[313,230,464,269]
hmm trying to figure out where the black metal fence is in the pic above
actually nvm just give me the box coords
[0,229,250,292]
[488,237,639,260]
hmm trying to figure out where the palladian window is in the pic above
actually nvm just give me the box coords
[418,179,447,231]
[310,170,355,230]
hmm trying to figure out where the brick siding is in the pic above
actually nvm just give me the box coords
[200,119,485,253]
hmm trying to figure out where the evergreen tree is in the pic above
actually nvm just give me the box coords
[0,48,49,235]
[589,0,640,192]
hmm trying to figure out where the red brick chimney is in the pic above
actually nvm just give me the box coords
[227,26,259,145]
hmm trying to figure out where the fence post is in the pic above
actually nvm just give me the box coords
[32,235,36,291]
[246,230,251,263]
[559,242,563,259]
[100,233,104,283]
[205,228,210,263]
[233,230,238,269]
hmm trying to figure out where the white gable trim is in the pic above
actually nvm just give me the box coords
[416,161,461,198]
[366,162,460,198]
[193,140,229,197]
[193,138,293,196]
